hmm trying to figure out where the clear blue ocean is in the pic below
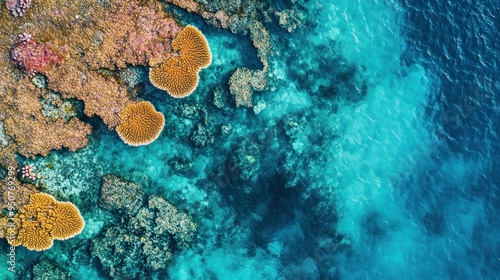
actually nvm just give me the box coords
[2,0,498,279]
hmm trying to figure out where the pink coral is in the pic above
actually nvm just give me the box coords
[83,1,181,70]
[21,164,36,180]
[6,0,33,17]
[11,34,63,77]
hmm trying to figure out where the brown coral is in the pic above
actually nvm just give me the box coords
[0,0,182,168]
[7,192,85,251]
[116,101,165,146]
[172,25,212,71]
[149,57,199,98]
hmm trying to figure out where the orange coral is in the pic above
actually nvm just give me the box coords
[51,201,86,240]
[116,101,165,146]
[149,25,211,98]
[149,57,199,98]
[172,25,212,71]
[7,193,85,251]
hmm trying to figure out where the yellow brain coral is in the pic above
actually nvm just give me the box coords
[172,25,212,71]
[149,57,199,98]
[116,101,165,146]
[7,193,85,251]
[149,25,211,98]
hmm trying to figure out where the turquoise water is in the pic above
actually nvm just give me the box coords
[4,0,498,278]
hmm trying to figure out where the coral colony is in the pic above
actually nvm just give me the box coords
[20,164,36,180]
[10,33,63,78]
[5,0,33,17]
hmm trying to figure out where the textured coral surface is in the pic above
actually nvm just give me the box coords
[116,101,165,146]
[149,25,211,98]
[0,0,180,167]
[7,192,85,251]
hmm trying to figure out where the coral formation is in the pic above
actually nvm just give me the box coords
[116,101,165,146]
[99,175,143,216]
[149,57,200,98]
[6,0,33,17]
[24,259,70,280]
[1,178,38,211]
[163,0,273,106]
[82,1,181,70]
[190,123,215,147]
[171,25,212,71]
[7,193,85,251]
[21,164,37,180]
[148,195,197,249]
[11,34,64,78]
[228,140,261,182]
[0,0,180,167]
[92,176,197,278]
[275,9,302,33]
[229,67,266,107]
[39,91,79,120]
[149,25,212,98]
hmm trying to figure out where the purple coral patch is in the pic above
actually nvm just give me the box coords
[6,0,33,17]
[11,34,63,77]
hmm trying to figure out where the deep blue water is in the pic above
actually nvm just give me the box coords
[2,0,498,279]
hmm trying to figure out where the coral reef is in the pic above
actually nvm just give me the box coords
[116,101,165,146]
[20,164,37,180]
[0,0,181,167]
[190,123,215,147]
[7,193,85,251]
[82,1,181,70]
[99,175,143,216]
[11,33,64,78]
[23,259,69,280]
[163,0,273,106]
[149,25,212,98]
[5,0,33,17]
[212,85,233,111]
[229,67,266,107]
[227,140,261,182]
[275,9,302,33]
[92,176,197,278]
[0,216,8,238]
[91,225,153,279]
[150,57,200,98]
[148,195,197,249]
[172,25,212,71]
[39,91,80,120]
[0,119,10,148]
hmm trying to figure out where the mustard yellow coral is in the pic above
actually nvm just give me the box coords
[6,193,85,251]
[172,25,212,71]
[149,25,211,98]
[116,101,165,146]
[149,57,199,98]
[52,201,86,240]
